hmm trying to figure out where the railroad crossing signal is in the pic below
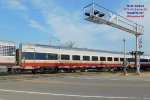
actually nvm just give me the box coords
[84,3,144,74]
[84,3,144,35]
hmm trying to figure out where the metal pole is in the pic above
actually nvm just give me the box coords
[92,3,95,15]
[135,24,140,74]
[136,34,140,74]
[123,39,127,75]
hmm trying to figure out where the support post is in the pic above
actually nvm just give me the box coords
[92,3,95,15]
[135,34,140,75]
[123,39,127,75]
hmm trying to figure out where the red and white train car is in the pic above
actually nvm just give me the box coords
[17,43,134,73]
[0,41,16,72]
[140,55,150,70]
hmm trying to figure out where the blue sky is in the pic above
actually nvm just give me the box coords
[0,0,149,54]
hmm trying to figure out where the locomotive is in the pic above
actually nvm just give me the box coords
[0,40,150,74]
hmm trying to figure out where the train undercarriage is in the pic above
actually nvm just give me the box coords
[1,64,149,74]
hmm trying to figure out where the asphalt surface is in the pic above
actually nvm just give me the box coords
[0,72,150,100]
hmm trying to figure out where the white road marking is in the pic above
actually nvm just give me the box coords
[144,80,150,82]
[65,76,123,80]
[144,98,150,100]
[110,79,120,80]
[65,76,106,80]
[0,88,138,99]
[65,76,150,82]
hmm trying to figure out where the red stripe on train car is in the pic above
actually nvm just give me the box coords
[6,66,13,68]
[140,64,150,66]
[0,62,15,64]
[20,62,123,68]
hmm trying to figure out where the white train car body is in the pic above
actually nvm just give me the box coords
[19,43,134,69]
[0,41,16,68]
[140,55,150,68]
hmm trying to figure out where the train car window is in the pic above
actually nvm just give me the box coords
[149,59,150,62]
[140,59,144,62]
[145,59,149,62]
[92,56,98,61]
[72,55,80,60]
[0,45,15,56]
[23,52,58,60]
[35,53,47,60]
[83,56,90,61]
[107,57,112,61]
[48,53,58,60]
[22,52,34,60]
[100,57,106,61]
[114,58,119,61]
[128,58,135,62]
[120,58,124,62]
[61,54,70,60]
[140,59,147,62]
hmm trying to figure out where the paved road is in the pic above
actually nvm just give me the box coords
[0,73,150,100]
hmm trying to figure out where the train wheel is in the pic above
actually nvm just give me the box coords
[13,68,21,74]
[76,68,81,72]
[54,67,59,73]
[72,68,77,73]
[7,68,13,74]
[32,69,37,74]
[66,68,71,73]
[80,68,86,72]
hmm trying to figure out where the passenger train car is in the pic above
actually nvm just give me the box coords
[140,55,150,70]
[0,41,16,72]
[19,43,128,73]
[0,40,150,73]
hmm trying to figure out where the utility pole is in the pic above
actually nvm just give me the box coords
[123,39,127,75]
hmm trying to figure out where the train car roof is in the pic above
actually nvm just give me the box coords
[21,43,125,54]
[0,40,15,45]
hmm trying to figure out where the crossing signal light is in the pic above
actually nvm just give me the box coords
[94,10,99,15]
[85,12,90,16]
[99,13,105,17]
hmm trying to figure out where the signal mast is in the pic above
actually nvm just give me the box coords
[84,3,144,74]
